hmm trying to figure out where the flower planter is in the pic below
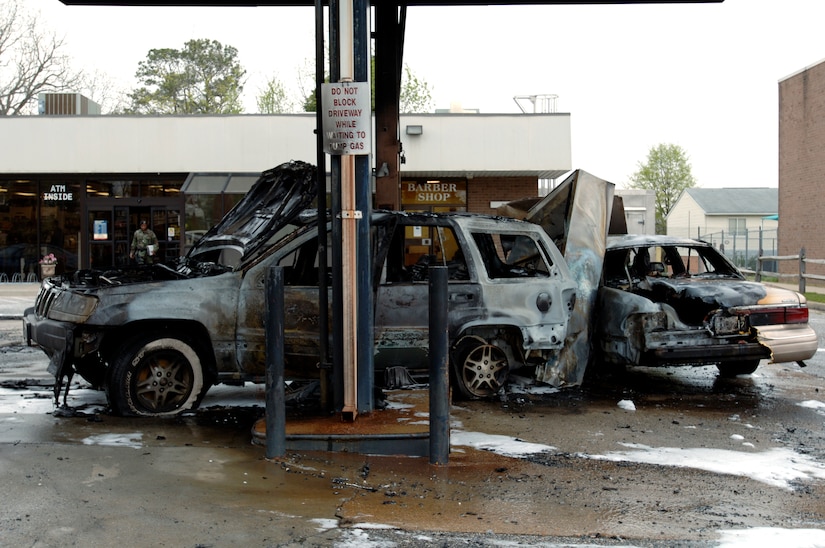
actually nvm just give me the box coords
[40,264,56,279]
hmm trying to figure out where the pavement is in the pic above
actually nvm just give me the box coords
[3,280,825,546]
[0,282,39,320]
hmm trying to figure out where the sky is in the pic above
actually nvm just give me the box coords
[31,0,825,189]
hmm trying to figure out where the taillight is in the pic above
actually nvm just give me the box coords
[748,306,809,326]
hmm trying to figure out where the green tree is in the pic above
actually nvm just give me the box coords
[127,39,246,114]
[399,65,434,113]
[256,75,293,113]
[629,143,697,234]
[0,0,85,115]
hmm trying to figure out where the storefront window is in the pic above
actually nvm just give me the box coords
[87,179,136,198]
[0,179,81,280]
[86,177,182,199]
[181,172,257,253]
[41,181,81,276]
[0,179,38,280]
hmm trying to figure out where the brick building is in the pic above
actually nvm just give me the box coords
[779,58,825,280]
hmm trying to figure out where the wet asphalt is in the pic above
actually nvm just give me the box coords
[2,282,825,546]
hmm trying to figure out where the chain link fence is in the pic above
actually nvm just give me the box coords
[696,227,778,273]
[695,227,825,293]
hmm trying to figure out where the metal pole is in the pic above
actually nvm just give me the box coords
[429,266,450,465]
[265,266,286,459]
[353,0,373,415]
[328,0,344,413]
[800,247,807,294]
[756,226,763,282]
[315,0,331,410]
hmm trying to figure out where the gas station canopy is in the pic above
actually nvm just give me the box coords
[60,1,721,5]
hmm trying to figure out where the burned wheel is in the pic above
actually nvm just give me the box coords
[108,335,206,416]
[451,336,509,399]
[716,359,760,377]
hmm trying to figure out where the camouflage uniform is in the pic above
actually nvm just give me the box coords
[131,226,159,265]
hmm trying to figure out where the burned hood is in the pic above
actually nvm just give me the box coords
[188,160,317,262]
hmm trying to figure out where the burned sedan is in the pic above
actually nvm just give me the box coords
[24,161,577,416]
[596,234,817,376]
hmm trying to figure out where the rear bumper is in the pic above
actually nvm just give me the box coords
[647,340,769,366]
[756,324,818,363]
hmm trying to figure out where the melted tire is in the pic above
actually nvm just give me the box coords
[108,335,206,417]
[716,359,760,377]
[451,336,509,400]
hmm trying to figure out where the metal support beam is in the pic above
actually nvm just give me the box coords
[354,0,373,415]
[374,2,405,210]
[330,0,372,420]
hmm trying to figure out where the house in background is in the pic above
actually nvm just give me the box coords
[615,189,656,235]
[667,187,778,266]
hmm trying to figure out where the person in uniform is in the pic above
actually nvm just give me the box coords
[130,220,159,265]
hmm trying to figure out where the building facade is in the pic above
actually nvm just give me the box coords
[779,58,825,279]
[0,112,571,280]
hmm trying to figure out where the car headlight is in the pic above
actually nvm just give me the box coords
[47,291,98,323]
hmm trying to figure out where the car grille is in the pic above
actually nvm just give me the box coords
[34,286,60,317]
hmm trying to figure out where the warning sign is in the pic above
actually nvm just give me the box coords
[322,82,372,155]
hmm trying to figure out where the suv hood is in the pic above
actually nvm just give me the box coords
[188,160,317,263]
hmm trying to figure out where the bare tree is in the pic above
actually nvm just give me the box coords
[0,0,84,115]
[80,69,128,114]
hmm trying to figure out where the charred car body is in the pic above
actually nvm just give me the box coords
[24,161,577,416]
[496,171,818,379]
[596,234,817,376]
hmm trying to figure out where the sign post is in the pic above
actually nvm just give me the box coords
[322,36,372,419]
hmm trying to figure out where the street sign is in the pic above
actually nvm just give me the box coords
[322,82,371,155]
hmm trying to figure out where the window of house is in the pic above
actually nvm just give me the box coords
[728,218,746,234]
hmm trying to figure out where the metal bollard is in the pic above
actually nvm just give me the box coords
[265,265,286,459]
[429,266,450,465]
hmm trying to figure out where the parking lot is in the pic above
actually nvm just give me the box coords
[2,285,825,546]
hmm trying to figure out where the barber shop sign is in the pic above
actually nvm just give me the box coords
[401,180,467,206]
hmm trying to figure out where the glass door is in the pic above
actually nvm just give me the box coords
[86,204,182,269]
[88,209,114,269]
[150,207,181,262]
[113,207,129,267]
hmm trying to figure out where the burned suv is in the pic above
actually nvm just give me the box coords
[24,161,577,416]
[596,234,817,376]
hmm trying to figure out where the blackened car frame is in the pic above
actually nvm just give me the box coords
[596,234,817,376]
[24,161,577,416]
